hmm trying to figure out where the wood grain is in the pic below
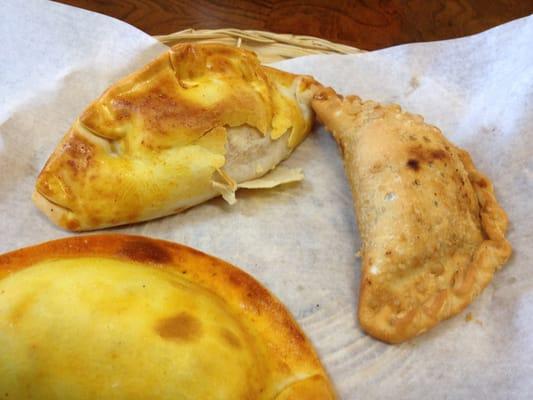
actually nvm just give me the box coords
[57,0,532,50]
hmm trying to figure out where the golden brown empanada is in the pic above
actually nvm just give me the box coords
[0,235,336,399]
[34,44,316,231]
[312,88,511,343]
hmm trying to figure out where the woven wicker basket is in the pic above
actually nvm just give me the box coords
[155,28,362,63]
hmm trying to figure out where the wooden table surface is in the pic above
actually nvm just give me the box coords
[57,0,532,50]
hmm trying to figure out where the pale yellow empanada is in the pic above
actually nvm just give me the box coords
[34,44,316,231]
[312,88,511,343]
[0,235,336,399]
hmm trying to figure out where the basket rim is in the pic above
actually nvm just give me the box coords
[155,28,363,55]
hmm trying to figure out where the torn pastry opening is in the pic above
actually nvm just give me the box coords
[211,124,305,205]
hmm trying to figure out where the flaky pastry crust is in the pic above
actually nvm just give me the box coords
[312,87,511,343]
[34,44,316,231]
[0,235,336,399]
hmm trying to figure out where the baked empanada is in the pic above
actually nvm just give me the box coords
[34,44,316,231]
[312,88,511,343]
[0,235,336,399]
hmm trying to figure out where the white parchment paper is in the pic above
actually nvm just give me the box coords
[1,1,532,398]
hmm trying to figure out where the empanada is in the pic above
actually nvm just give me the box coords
[0,235,336,399]
[34,44,316,231]
[312,88,511,343]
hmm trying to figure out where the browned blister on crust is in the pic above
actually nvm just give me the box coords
[312,88,511,343]
[0,235,336,399]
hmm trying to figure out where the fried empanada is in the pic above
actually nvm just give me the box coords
[34,44,316,231]
[312,88,511,343]
[0,235,336,399]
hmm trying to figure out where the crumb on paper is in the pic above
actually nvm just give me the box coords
[465,312,483,326]
[405,76,420,96]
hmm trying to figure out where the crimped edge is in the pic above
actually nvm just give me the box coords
[311,86,512,343]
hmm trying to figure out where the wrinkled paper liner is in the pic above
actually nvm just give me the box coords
[1,1,532,398]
